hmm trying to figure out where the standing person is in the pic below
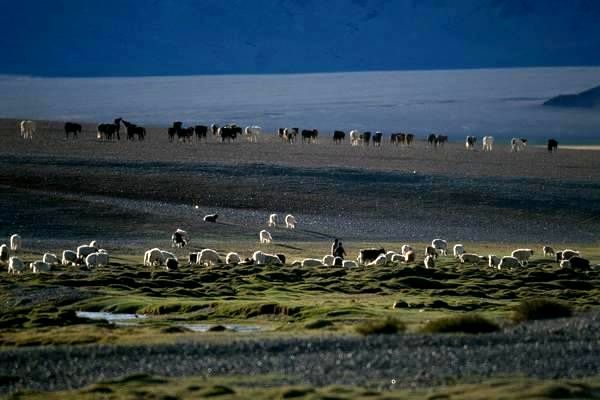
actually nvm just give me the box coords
[331,238,339,256]
[334,241,346,260]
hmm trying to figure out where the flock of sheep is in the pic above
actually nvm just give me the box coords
[0,234,110,274]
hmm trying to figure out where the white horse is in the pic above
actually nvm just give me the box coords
[20,120,36,140]
[511,138,527,152]
[482,136,494,152]
[244,126,261,143]
[349,130,361,146]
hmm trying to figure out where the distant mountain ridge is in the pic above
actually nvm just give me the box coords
[544,85,600,108]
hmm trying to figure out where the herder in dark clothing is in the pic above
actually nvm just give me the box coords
[334,241,346,260]
[331,238,339,256]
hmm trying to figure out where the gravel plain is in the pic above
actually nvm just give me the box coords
[1,313,599,394]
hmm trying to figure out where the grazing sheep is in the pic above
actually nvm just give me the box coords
[568,256,590,270]
[488,255,501,269]
[357,248,385,265]
[459,253,480,264]
[401,244,413,255]
[542,246,555,257]
[204,213,219,223]
[30,260,50,273]
[165,258,178,271]
[285,214,297,229]
[86,252,109,268]
[560,259,571,269]
[0,244,8,264]
[77,245,98,261]
[425,245,438,259]
[268,213,278,227]
[322,255,335,266]
[560,249,580,261]
[498,256,521,269]
[252,251,283,265]
[431,239,448,256]
[8,257,25,274]
[42,253,59,265]
[259,230,273,244]
[333,256,343,266]
[62,250,78,266]
[342,260,359,268]
[10,234,21,251]
[89,240,98,248]
[367,254,387,266]
[302,258,324,267]
[144,248,164,266]
[453,244,465,258]
[385,251,399,262]
[391,253,404,262]
[404,251,416,263]
[424,255,435,269]
[226,252,241,265]
[198,249,220,266]
[511,249,534,265]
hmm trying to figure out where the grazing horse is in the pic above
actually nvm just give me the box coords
[244,125,261,143]
[97,123,118,141]
[19,120,36,140]
[283,128,298,143]
[301,129,318,144]
[333,130,345,143]
[390,133,405,145]
[372,132,383,146]
[64,122,82,139]
[194,125,208,142]
[511,138,528,152]
[405,133,415,146]
[482,136,494,152]
[465,136,477,150]
[547,139,558,153]
[122,120,146,141]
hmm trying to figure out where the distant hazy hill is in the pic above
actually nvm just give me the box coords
[543,85,600,108]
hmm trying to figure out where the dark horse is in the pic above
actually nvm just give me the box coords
[122,120,146,141]
[64,122,82,139]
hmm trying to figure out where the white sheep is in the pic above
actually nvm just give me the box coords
[259,230,273,244]
[62,250,78,266]
[367,254,387,266]
[431,239,448,256]
[10,234,22,251]
[252,251,282,265]
[0,244,8,264]
[385,251,399,262]
[30,260,50,273]
[401,244,412,255]
[424,255,435,269]
[404,251,416,263]
[498,256,521,269]
[302,258,323,267]
[144,248,164,266]
[511,249,534,265]
[268,213,278,227]
[459,253,480,264]
[8,257,25,274]
[198,249,220,266]
[226,252,241,265]
[542,246,555,257]
[322,255,335,266]
[285,214,297,229]
[77,245,98,261]
[488,254,501,269]
[342,260,358,268]
[391,253,404,262]
[42,253,59,265]
[85,252,109,268]
[453,244,465,258]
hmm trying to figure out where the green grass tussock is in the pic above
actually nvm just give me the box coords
[512,299,573,322]
[355,317,405,336]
